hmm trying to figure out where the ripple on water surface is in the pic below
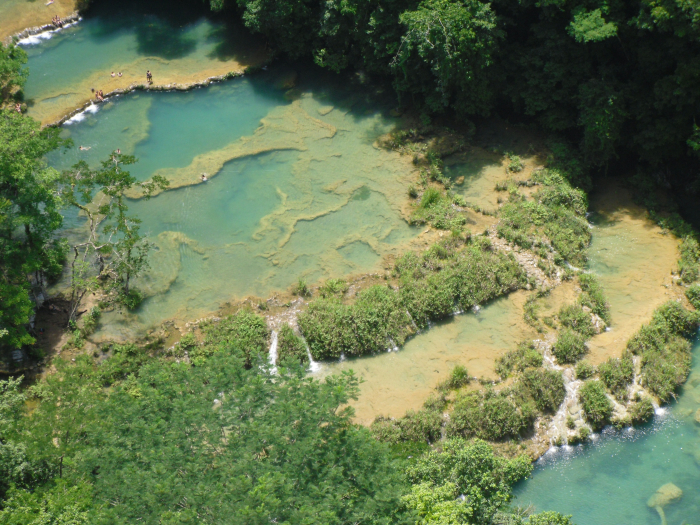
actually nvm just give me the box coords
[49,66,419,339]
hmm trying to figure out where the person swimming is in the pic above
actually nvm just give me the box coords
[79,146,91,151]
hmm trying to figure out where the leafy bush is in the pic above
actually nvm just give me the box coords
[318,278,348,298]
[558,304,595,337]
[578,273,610,324]
[276,325,308,365]
[598,352,634,401]
[574,360,596,380]
[678,236,699,283]
[506,153,524,173]
[579,381,613,430]
[438,365,471,391]
[119,288,144,310]
[203,310,269,367]
[628,395,655,424]
[528,511,576,525]
[495,341,543,378]
[627,301,699,401]
[405,439,532,525]
[520,368,566,413]
[553,328,588,364]
[686,283,700,309]
[299,285,411,359]
[447,390,536,441]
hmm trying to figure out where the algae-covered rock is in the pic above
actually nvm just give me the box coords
[647,483,683,525]
[695,408,700,425]
[647,483,682,508]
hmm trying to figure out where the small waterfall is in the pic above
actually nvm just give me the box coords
[304,343,321,373]
[268,330,278,374]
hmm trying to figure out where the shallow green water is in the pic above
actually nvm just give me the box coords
[46,65,417,339]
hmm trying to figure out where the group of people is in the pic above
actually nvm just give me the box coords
[51,15,63,28]
[91,70,153,105]
[92,88,105,102]
[15,103,22,113]
[111,72,123,78]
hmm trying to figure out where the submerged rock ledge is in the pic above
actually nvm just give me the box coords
[6,12,81,45]
[49,68,253,128]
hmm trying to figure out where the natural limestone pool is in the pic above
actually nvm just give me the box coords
[46,63,421,340]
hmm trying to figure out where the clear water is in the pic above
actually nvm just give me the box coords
[513,338,700,525]
[46,64,418,339]
[20,0,265,124]
[513,188,699,524]
[320,291,536,424]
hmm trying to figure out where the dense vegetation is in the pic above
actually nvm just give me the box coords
[196,0,700,198]
[299,237,526,359]
[0,311,575,524]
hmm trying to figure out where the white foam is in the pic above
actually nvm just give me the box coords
[17,20,79,46]
[268,331,278,374]
[64,103,100,125]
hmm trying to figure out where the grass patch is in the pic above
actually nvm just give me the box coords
[558,303,596,337]
[495,341,543,378]
[579,380,613,430]
[552,328,588,364]
[574,360,596,380]
[410,187,466,230]
[627,301,699,402]
[598,352,634,401]
[678,236,700,283]
[578,273,610,324]
[497,169,590,266]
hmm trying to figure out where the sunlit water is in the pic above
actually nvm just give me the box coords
[514,337,700,525]
[20,1,265,125]
[514,185,698,524]
[46,64,419,339]
[319,291,536,424]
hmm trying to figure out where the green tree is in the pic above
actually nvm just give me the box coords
[0,44,28,103]
[393,0,501,115]
[0,110,68,354]
[60,153,168,320]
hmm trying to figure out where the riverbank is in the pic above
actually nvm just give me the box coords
[0,0,77,43]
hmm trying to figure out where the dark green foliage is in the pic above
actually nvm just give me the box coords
[405,438,532,525]
[686,283,700,309]
[574,360,596,380]
[627,301,699,401]
[299,285,411,360]
[447,389,536,441]
[628,395,655,425]
[558,304,595,337]
[201,310,269,367]
[276,324,309,365]
[553,328,588,364]
[598,352,634,401]
[371,408,443,444]
[497,170,590,266]
[578,273,610,324]
[495,341,543,378]
[97,343,150,386]
[0,479,93,524]
[520,368,566,413]
[579,381,613,430]
[678,236,700,283]
[393,0,500,115]
[301,242,524,359]
[9,354,409,524]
